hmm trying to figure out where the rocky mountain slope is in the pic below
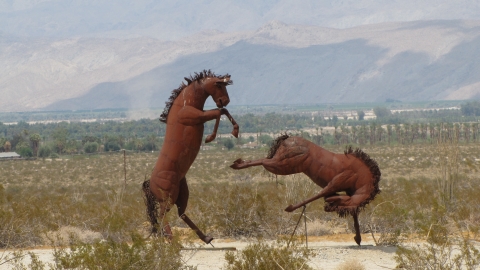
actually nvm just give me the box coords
[2,20,480,111]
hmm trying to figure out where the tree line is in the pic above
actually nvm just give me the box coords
[1,101,480,157]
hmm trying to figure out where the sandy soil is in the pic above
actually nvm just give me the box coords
[183,235,397,270]
[0,234,398,270]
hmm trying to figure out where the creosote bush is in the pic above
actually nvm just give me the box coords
[52,233,195,270]
[395,222,480,270]
[224,239,316,270]
[334,259,366,270]
[6,233,196,270]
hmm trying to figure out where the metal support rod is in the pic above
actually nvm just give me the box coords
[303,205,308,248]
[287,205,307,248]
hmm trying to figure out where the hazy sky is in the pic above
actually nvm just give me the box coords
[2,0,480,40]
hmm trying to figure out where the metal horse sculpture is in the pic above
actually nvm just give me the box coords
[230,135,381,245]
[143,70,238,244]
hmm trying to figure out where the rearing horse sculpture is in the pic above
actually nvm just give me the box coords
[230,135,380,245]
[143,70,238,244]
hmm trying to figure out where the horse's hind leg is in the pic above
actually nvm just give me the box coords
[325,194,367,245]
[285,171,356,212]
[176,177,213,244]
[142,180,172,238]
[159,203,173,239]
[352,212,361,245]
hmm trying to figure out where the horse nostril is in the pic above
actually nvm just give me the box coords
[222,98,230,106]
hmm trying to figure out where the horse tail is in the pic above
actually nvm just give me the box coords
[142,180,159,235]
[345,146,381,209]
[267,134,290,159]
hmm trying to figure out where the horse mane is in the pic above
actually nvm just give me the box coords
[159,70,233,123]
[328,146,381,217]
[267,134,290,159]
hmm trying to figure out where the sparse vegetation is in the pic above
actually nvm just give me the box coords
[334,259,366,270]
[224,240,315,270]
[1,130,480,267]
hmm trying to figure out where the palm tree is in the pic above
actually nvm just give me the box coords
[386,125,392,145]
[351,125,358,144]
[29,133,41,157]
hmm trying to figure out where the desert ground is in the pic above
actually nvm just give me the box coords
[1,234,399,270]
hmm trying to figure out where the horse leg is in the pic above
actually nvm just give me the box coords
[222,109,239,138]
[176,177,214,244]
[325,192,368,245]
[205,108,239,143]
[205,114,220,143]
[230,158,267,170]
[231,156,303,175]
[285,171,356,212]
[159,202,173,240]
[352,212,361,245]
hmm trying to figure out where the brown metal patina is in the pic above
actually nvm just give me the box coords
[231,134,381,245]
[143,70,238,244]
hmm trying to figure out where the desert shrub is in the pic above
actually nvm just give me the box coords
[224,240,315,270]
[395,223,480,270]
[204,182,272,237]
[335,259,366,270]
[364,193,409,246]
[43,226,102,246]
[186,177,324,239]
[3,251,45,270]
[303,219,333,236]
[52,233,195,270]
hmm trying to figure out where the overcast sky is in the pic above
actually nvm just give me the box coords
[2,0,480,40]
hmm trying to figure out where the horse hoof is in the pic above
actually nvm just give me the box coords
[205,135,215,143]
[354,235,361,246]
[230,158,244,169]
[202,236,214,244]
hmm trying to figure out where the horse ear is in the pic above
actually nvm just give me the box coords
[215,77,231,86]
[215,81,228,86]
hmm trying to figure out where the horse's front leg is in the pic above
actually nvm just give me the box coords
[177,106,222,143]
[205,108,239,143]
[222,109,239,138]
[205,113,221,143]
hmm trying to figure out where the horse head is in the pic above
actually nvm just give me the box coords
[203,76,232,108]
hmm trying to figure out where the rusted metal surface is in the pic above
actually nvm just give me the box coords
[231,135,381,245]
[143,70,238,244]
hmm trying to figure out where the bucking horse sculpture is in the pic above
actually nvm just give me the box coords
[143,70,238,244]
[231,134,381,245]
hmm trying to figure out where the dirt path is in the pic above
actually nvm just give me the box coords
[183,235,397,270]
[0,235,398,270]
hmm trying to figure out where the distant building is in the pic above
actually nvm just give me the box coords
[0,152,22,160]
[240,142,261,149]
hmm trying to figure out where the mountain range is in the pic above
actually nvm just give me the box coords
[2,1,480,112]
